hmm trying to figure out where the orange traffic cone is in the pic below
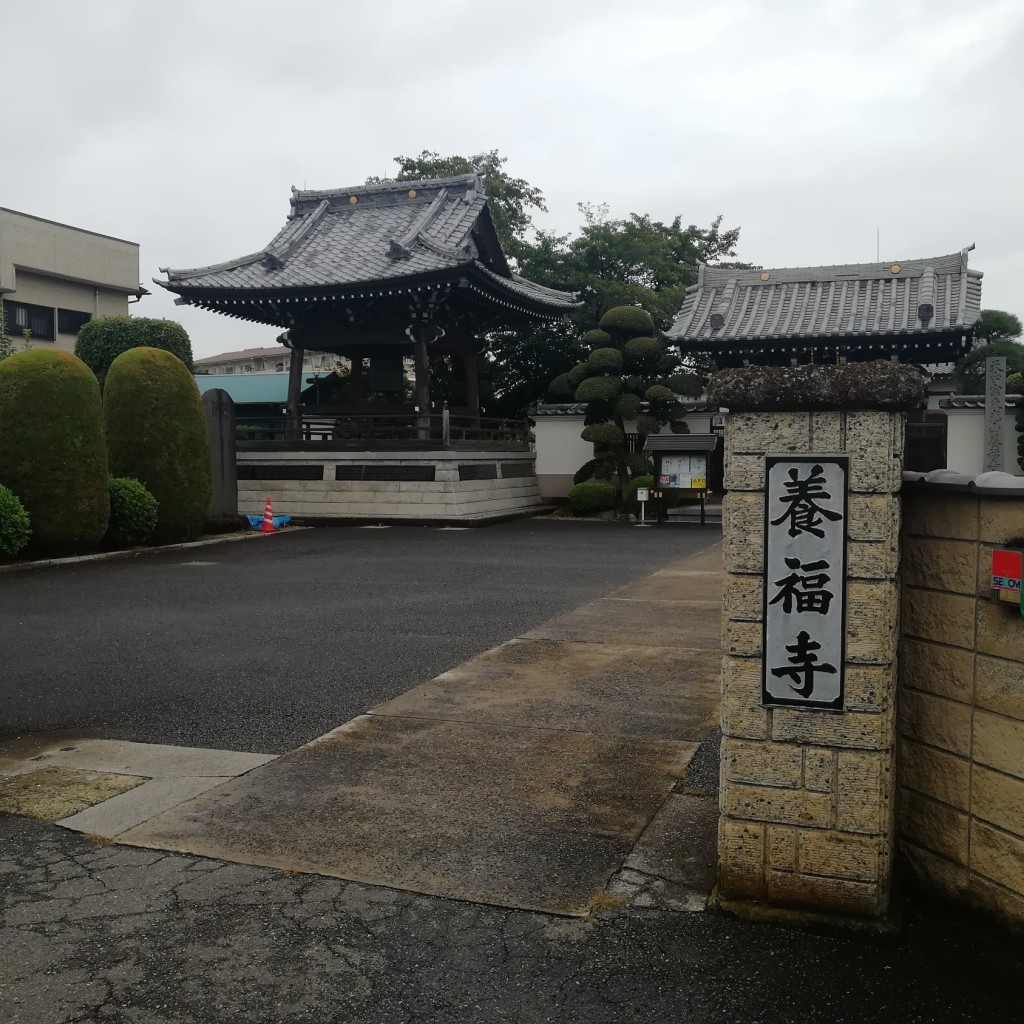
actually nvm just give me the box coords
[260,497,277,533]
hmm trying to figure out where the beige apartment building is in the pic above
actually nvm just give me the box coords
[0,207,145,353]
[194,345,341,375]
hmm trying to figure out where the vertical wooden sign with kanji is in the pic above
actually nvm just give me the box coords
[762,456,848,710]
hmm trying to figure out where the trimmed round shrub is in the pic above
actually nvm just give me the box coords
[645,384,675,403]
[568,481,616,516]
[624,336,664,367]
[567,361,596,388]
[657,352,682,373]
[616,393,642,420]
[548,373,573,397]
[107,477,158,547]
[575,376,622,403]
[626,452,653,476]
[623,375,647,396]
[573,458,613,484]
[635,413,660,436]
[104,348,211,544]
[0,484,31,558]
[76,317,194,385]
[581,329,612,350]
[588,347,624,374]
[0,349,109,556]
[582,423,625,445]
[1008,371,1023,392]
[599,306,655,338]
[666,372,701,395]
[669,419,691,435]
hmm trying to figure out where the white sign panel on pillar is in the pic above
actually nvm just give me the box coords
[762,456,848,710]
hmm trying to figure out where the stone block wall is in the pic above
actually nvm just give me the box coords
[719,409,902,918]
[899,485,1024,930]
[236,450,542,522]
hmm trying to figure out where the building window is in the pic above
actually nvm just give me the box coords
[276,361,285,372]
[243,364,253,373]
[57,309,92,335]
[2,300,55,341]
[224,366,235,374]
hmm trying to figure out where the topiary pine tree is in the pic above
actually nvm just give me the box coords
[548,305,700,504]
[104,348,211,543]
[0,349,109,555]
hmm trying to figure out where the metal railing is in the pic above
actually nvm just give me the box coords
[236,410,530,451]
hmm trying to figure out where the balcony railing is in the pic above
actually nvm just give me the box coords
[236,411,530,451]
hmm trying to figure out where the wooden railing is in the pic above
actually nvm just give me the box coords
[236,410,530,451]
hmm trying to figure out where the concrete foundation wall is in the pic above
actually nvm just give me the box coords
[237,450,542,522]
[899,487,1024,930]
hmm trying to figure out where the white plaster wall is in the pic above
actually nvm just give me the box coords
[945,410,1023,476]
[533,416,591,477]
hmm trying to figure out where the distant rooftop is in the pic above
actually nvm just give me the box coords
[194,345,288,365]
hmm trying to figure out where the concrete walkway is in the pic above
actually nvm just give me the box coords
[93,543,723,916]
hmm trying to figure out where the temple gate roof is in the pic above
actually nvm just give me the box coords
[666,247,982,365]
[157,174,578,327]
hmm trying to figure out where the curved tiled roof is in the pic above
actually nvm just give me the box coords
[157,175,578,317]
[667,249,982,358]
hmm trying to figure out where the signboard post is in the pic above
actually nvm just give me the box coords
[762,456,849,710]
[636,486,650,527]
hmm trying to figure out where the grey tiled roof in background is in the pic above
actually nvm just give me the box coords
[939,394,1023,410]
[158,174,578,313]
[667,248,983,347]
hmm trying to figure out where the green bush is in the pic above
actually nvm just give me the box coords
[1008,371,1022,392]
[548,373,573,397]
[0,484,31,558]
[644,384,675,403]
[568,482,616,516]
[567,361,596,388]
[587,347,624,374]
[624,336,664,367]
[107,477,159,547]
[76,317,194,385]
[575,376,621,403]
[582,423,625,445]
[616,393,642,420]
[666,372,701,395]
[0,349,109,556]
[599,306,655,337]
[104,348,212,544]
[658,353,682,373]
[581,329,612,350]
[635,413,660,436]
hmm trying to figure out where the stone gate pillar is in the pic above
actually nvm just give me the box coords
[709,363,925,924]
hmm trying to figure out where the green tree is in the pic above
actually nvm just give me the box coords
[0,349,109,555]
[977,309,1023,344]
[549,305,701,504]
[0,304,16,361]
[76,316,194,385]
[104,348,211,543]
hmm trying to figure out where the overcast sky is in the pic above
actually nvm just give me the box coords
[4,0,1022,358]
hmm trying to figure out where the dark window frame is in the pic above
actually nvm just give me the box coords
[2,300,55,341]
[57,308,92,335]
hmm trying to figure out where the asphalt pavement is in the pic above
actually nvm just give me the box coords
[1,521,719,752]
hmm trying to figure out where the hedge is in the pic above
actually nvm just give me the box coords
[104,348,211,544]
[0,484,30,558]
[568,482,616,516]
[107,477,159,547]
[0,349,109,556]
[76,317,194,384]
[599,306,655,338]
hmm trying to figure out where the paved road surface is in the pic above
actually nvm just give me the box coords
[2,521,718,752]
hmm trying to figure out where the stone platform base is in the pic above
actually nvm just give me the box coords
[237,450,542,522]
